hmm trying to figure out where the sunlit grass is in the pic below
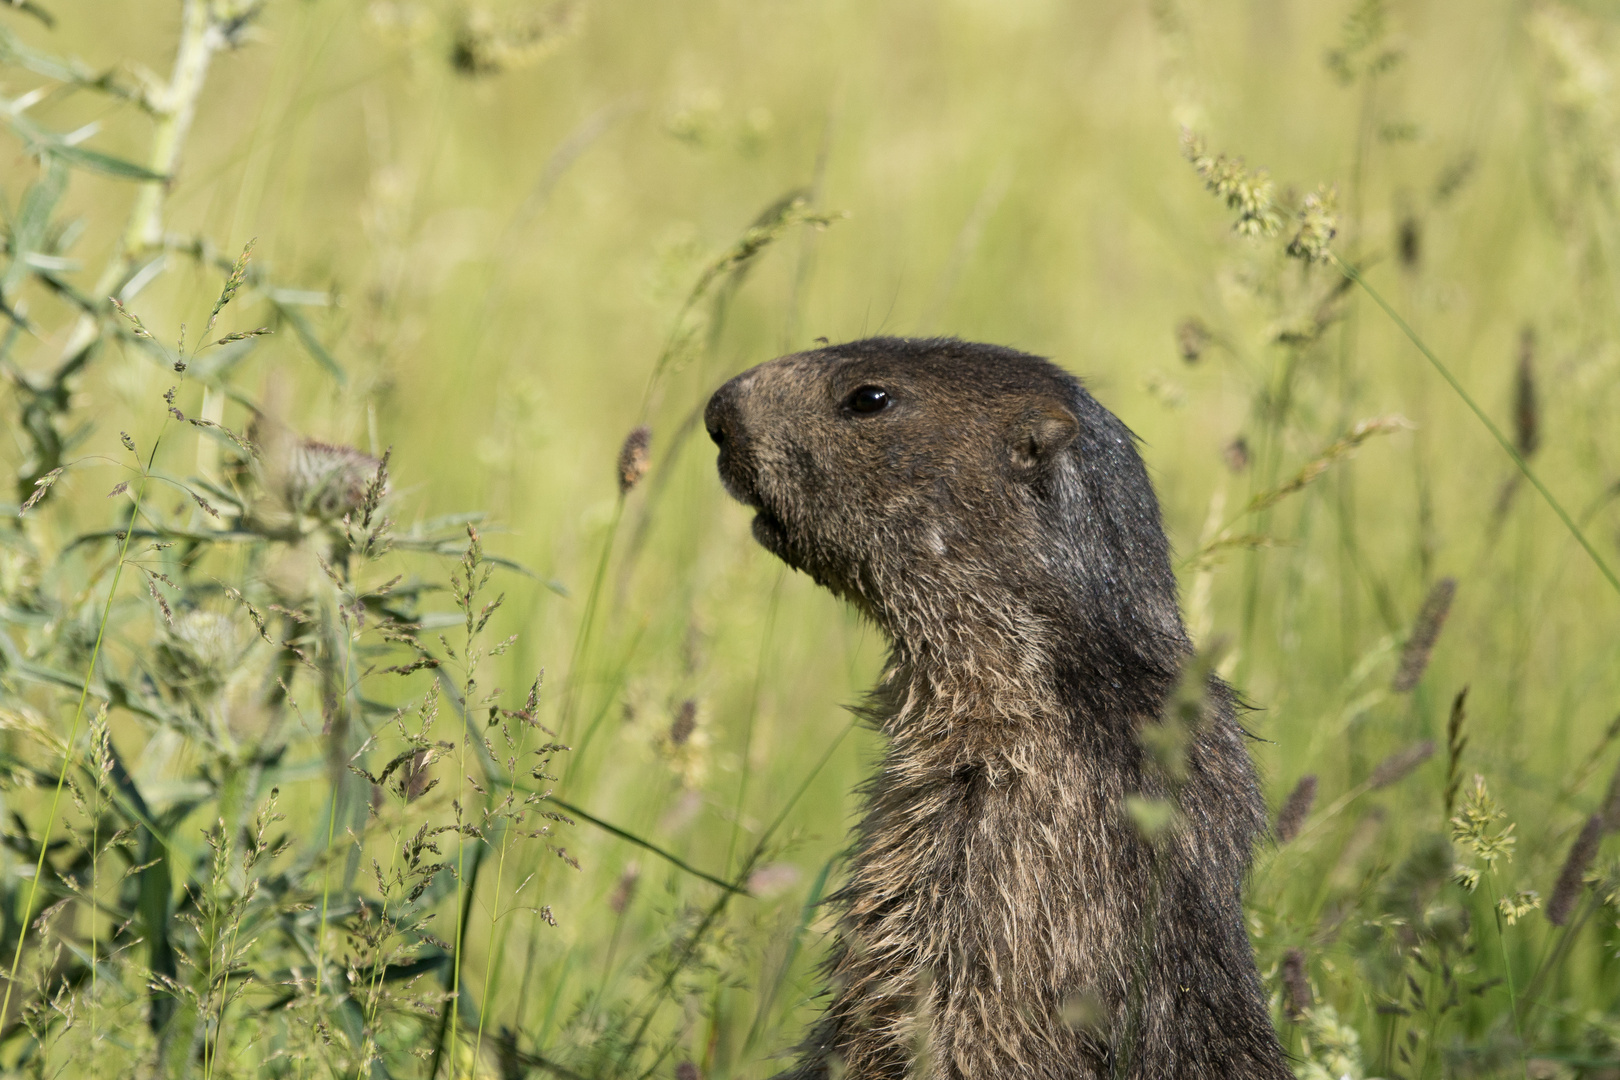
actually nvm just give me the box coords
[0,0,1618,1077]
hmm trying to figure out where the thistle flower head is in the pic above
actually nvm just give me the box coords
[155,609,253,705]
[285,440,385,520]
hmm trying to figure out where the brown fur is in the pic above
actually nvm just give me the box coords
[705,338,1291,1079]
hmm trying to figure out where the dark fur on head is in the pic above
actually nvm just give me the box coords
[706,337,1290,1079]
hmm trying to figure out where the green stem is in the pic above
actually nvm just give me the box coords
[1333,255,1620,599]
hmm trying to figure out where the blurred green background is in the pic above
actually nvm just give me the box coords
[3,0,1620,1076]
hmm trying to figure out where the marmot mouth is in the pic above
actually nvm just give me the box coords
[750,508,791,560]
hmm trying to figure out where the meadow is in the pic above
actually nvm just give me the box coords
[0,0,1618,1076]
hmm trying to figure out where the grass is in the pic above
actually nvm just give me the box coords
[1,0,1619,1077]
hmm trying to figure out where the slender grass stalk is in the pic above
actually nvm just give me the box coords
[1332,255,1620,599]
[473,698,541,1066]
[555,497,624,749]
[213,892,245,1077]
[202,823,224,1080]
[450,694,470,1080]
[446,526,499,1080]
[544,797,742,894]
[471,820,508,1070]
[1484,870,1531,1080]
[1517,893,1598,1031]
[724,568,784,878]
[742,856,833,1055]
[306,600,357,1069]
[0,419,170,1027]
[615,714,859,1074]
[359,797,411,1065]
[88,713,103,1070]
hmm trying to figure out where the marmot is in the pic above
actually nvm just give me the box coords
[705,337,1290,1079]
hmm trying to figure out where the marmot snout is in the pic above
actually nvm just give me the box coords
[707,336,1290,1079]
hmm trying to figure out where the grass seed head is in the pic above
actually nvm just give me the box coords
[17,468,63,516]
[1444,686,1470,817]
[1515,326,1540,458]
[1392,577,1457,692]
[1282,947,1313,1021]
[669,698,697,746]
[1397,211,1422,269]
[1276,774,1318,842]
[608,863,640,915]
[1176,316,1211,363]
[1182,129,1283,238]
[1547,813,1603,925]
[1497,889,1541,925]
[1451,774,1515,889]
[205,238,256,335]
[1369,740,1435,790]
[1286,184,1338,262]
[617,425,652,493]
[451,1,581,77]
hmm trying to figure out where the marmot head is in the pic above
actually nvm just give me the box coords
[706,337,1187,696]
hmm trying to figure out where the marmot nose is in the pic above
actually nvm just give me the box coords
[705,382,739,447]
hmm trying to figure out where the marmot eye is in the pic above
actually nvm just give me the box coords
[846,386,890,415]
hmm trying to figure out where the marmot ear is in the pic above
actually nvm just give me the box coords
[1007,403,1080,478]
